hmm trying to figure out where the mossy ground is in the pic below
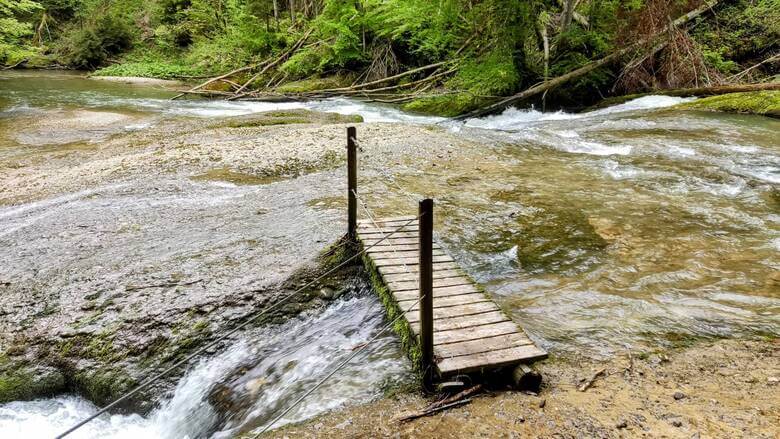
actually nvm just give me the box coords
[402,93,493,117]
[677,90,780,117]
[274,76,353,94]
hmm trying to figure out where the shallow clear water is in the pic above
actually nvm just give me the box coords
[1,71,778,437]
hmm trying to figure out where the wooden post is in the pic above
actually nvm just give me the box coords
[419,198,434,387]
[347,127,357,240]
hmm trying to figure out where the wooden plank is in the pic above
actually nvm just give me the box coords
[366,243,432,252]
[397,293,491,310]
[388,276,473,291]
[359,228,418,236]
[435,333,535,359]
[370,249,447,260]
[433,321,524,345]
[358,216,416,224]
[374,256,459,274]
[359,231,419,239]
[436,345,548,376]
[373,254,454,265]
[410,311,509,333]
[393,284,481,300]
[359,226,420,234]
[405,302,498,323]
[381,269,464,282]
[362,237,419,246]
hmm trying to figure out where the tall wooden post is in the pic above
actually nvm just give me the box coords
[347,127,357,240]
[419,198,434,387]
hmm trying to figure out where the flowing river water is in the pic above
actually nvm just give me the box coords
[0,71,778,437]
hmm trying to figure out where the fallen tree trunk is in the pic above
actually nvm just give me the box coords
[171,65,259,100]
[456,0,719,119]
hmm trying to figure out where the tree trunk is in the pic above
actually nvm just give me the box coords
[561,0,575,32]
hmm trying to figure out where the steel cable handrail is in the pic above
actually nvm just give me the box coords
[56,215,423,439]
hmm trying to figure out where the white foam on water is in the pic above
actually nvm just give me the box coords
[588,95,694,116]
[461,95,693,132]
[0,295,406,439]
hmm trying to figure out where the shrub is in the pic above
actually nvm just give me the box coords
[61,12,133,68]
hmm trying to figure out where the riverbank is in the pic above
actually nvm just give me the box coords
[265,337,779,438]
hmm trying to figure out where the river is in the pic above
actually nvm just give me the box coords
[1,71,778,438]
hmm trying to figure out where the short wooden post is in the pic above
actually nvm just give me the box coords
[347,126,357,240]
[419,198,434,387]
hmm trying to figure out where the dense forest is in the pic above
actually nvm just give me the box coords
[2,0,778,114]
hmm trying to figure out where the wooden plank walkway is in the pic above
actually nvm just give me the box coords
[357,216,547,377]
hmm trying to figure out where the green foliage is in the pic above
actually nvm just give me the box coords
[691,0,780,69]
[450,48,519,96]
[281,1,364,79]
[60,11,134,67]
[94,59,200,78]
[0,0,42,64]
[364,0,461,60]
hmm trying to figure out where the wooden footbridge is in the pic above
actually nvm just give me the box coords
[345,127,546,385]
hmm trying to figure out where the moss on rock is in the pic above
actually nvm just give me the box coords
[0,354,66,403]
[402,93,492,117]
[275,76,352,93]
[677,91,780,117]
[71,368,138,407]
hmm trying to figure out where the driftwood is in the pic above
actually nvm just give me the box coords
[396,399,472,423]
[726,53,780,82]
[395,384,482,423]
[578,368,606,392]
[456,0,720,119]
[2,59,28,70]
